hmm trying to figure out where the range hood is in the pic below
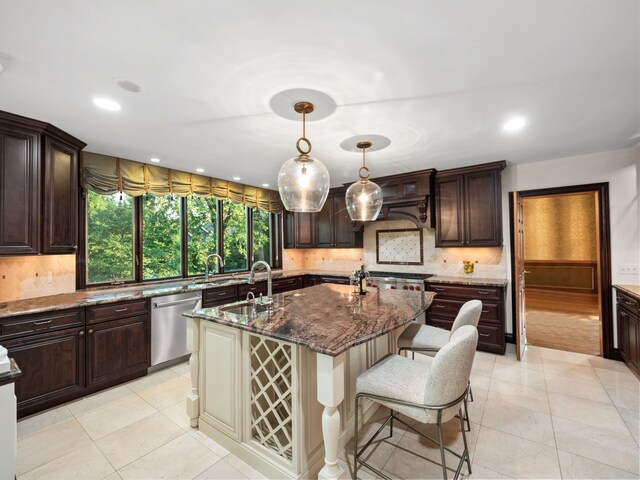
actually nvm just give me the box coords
[368,169,436,228]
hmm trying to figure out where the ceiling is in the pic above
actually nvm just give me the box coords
[0,0,638,189]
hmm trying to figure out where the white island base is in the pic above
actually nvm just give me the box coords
[186,317,404,480]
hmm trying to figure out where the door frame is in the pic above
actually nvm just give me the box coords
[508,182,613,358]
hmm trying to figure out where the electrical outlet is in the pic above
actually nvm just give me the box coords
[47,271,53,284]
[619,264,639,275]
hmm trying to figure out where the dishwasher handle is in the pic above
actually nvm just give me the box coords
[153,297,201,309]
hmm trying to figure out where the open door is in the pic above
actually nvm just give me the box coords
[512,192,526,360]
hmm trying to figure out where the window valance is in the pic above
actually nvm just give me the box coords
[80,152,283,213]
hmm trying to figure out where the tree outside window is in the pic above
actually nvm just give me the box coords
[187,195,218,275]
[223,200,248,272]
[142,194,182,280]
[86,191,135,284]
[252,208,271,264]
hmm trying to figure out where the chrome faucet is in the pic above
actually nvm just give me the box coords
[248,260,272,301]
[205,253,224,282]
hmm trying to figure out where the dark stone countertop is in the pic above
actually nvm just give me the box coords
[184,284,435,357]
[427,275,508,287]
[614,284,640,300]
[0,358,22,387]
[0,270,350,319]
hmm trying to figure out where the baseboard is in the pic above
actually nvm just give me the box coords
[505,333,515,344]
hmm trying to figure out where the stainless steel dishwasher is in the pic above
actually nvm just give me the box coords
[150,292,202,371]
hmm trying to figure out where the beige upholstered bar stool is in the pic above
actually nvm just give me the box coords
[397,299,483,357]
[354,325,479,480]
[397,299,482,430]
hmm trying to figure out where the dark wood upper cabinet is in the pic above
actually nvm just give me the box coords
[0,110,85,256]
[435,161,506,247]
[0,123,40,254]
[282,189,362,249]
[42,135,82,253]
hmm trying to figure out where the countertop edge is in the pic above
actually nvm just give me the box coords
[614,284,640,300]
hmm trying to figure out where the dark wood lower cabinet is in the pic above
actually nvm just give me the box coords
[616,287,640,374]
[3,325,85,418]
[425,281,506,354]
[86,314,149,388]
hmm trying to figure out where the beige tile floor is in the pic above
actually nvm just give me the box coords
[16,345,640,479]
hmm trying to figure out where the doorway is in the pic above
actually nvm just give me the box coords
[510,183,613,359]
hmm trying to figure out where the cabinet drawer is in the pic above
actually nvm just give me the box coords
[477,324,504,352]
[273,276,300,293]
[429,298,500,323]
[318,276,350,285]
[427,283,501,301]
[87,299,150,324]
[617,290,640,314]
[0,309,84,340]
[238,282,267,297]
[202,285,237,307]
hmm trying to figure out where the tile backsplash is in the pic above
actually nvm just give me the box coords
[0,255,76,302]
[284,219,508,279]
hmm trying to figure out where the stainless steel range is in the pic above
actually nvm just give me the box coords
[367,271,434,291]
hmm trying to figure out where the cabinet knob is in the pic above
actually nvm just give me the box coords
[79,331,84,336]
[88,329,94,334]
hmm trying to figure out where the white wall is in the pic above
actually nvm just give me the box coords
[502,145,640,335]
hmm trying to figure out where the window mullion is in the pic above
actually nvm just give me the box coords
[134,195,143,283]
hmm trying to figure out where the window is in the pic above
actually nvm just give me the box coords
[142,195,182,280]
[84,192,279,286]
[86,191,135,284]
[252,208,272,264]
[186,196,218,276]
[222,200,248,272]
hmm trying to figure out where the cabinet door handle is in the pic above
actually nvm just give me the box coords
[620,311,627,318]
[479,332,490,337]
[435,305,446,309]
[114,307,128,312]
[88,329,94,334]
[477,290,491,295]
[623,299,636,306]
[482,309,490,313]
[33,319,53,325]
[434,287,445,291]
[217,292,227,296]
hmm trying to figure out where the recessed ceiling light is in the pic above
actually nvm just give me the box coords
[262,183,270,188]
[503,116,527,132]
[233,176,241,181]
[150,157,160,163]
[196,168,204,173]
[93,97,121,111]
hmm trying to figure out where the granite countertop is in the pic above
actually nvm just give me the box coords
[427,275,508,287]
[0,270,352,319]
[185,284,435,357]
[614,284,640,299]
[0,358,22,387]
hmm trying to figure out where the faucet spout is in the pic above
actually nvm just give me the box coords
[205,253,224,282]
[249,260,272,299]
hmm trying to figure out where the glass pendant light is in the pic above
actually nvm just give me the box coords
[277,102,330,212]
[345,141,383,221]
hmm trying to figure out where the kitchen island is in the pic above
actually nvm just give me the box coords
[184,283,434,480]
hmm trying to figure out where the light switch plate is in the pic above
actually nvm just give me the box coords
[619,264,639,274]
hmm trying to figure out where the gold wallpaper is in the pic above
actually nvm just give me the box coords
[523,193,597,261]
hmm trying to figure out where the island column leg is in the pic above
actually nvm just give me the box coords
[186,317,200,428]
[316,352,346,480]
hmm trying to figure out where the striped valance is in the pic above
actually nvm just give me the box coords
[80,152,283,213]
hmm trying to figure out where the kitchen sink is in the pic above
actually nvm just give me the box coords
[219,300,273,321]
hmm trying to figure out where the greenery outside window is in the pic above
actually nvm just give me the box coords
[252,208,272,264]
[223,200,248,272]
[84,192,280,286]
[142,195,182,280]
[186,196,218,276]
[86,191,135,284]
